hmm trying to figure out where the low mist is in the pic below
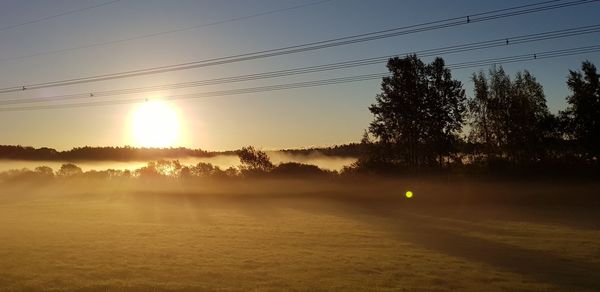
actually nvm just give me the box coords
[0,151,356,173]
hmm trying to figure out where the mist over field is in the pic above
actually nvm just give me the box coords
[1,176,599,291]
[1,129,599,292]
[0,151,356,173]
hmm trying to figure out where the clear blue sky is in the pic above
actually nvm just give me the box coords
[0,0,599,150]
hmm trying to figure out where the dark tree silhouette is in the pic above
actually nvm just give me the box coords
[0,145,214,161]
[237,146,274,174]
[34,166,54,178]
[189,162,220,177]
[57,163,83,176]
[368,55,466,168]
[136,161,164,178]
[510,71,554,163]
[469,67,510,161]
[468,67,552,164]
[560,61,600,160]
[426,58,467,166]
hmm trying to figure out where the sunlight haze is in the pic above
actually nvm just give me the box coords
[1,1,599,291]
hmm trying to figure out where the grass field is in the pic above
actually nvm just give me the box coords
[0,178,598,291]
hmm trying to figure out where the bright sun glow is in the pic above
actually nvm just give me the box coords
[131,100,180,148]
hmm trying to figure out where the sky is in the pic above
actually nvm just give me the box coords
[0,0,599,151]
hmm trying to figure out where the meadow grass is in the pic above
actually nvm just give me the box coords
[0,178,598,291]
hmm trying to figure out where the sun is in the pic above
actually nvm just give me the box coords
[131,100,180,148]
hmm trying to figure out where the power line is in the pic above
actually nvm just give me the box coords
[448,45,600,69]
[0,0,121,33]
[0,0,596,93]
[0,0,334,62]
[2,44,599,112]
[1,24,598,105]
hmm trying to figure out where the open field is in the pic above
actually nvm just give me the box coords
[0,178,599,291]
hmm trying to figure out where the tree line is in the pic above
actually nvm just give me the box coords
[0,145,216,161]
[356,55,600,173]
[0,145,361,161]
[0,146,334,182]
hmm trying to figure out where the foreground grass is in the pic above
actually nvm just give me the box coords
[0,178,598,291]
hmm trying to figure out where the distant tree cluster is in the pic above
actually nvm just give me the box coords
[280,144,364,157]
[354,55,600,174]
[0,147,334,183]
[0,146,214,161]
[0,145,363,161]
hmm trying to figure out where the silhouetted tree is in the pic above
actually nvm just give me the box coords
[179,166,192,179]
[468,67,508,161]
[0,145,214,161]
[135,160,184,178]
[224,167,240,177]
[560,61,600,160]
[426,58,467,165]
[34,166,54,178]
[468,67,552,165]
[509,71,554,162]
[368,55,466,168]
[190,162,220,177]
[156,160,182,177]
[57,163,83,176]
[136,162,161,178]
[237,146,274,174]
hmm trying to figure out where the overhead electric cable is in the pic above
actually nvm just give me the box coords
[0,0,334,62]
[1,44,599,112]
[1,24,599,105]
[0,0,596,93]
[0,0,121,32]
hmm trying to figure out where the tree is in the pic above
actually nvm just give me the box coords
[426,58,467,165]
[469,71,495,159]
[179,166,192,179]
[136,161,163,178]
[468,67,552,164]
[135,160,183,178]
[155,160,182,177]
[509,71,554,162]
[189,162,220,177]
[57,163,83,176]
[237,146,274,173]
[368,55,466,168]
[560,61,600,160]
[34,166,54,178]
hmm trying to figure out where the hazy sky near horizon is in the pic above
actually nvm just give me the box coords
[0,0,599,151]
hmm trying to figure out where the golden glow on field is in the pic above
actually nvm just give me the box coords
[131,100,180,148]
[405,191,413,198]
